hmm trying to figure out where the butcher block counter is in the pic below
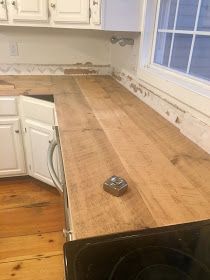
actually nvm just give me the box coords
[1,75,210,240]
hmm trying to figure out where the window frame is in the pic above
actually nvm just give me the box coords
[151,0,210,85]
[138,0,210,122]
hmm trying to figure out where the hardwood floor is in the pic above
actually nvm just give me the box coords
[0,177,65,280]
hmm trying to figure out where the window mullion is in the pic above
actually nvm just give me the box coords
[158,30,210,36]
[168,0,180,67]
[187,0,202,74]
[187,36,196,74]
[151,0,161,65]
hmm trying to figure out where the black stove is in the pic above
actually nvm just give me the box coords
[64,220,210,280]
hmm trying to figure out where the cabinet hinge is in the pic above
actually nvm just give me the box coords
[89,7,91,19]
[25,127,27,133]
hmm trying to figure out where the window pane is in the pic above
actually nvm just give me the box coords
[154,33,172,66]
[176,0,199,30]
[197,0,210,31]
[170,34,192,72]
[190,35,210,81]
[158,0,177,29]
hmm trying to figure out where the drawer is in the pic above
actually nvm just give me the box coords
[20,96,55,125]
[0,97,18,116]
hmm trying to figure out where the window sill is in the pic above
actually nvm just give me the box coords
[137,65,210,123]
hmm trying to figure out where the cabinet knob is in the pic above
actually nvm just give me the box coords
[0,1,4,5]
[11,1,16,5]
[93,0,98,5]
[50,3,56,8]
[15,130,19,134]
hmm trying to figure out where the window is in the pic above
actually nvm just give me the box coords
[153,0,210,82]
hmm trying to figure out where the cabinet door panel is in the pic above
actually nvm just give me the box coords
[53,0,89,23]
[0,97,18,116]
[0,1,8,21]
[0,118,26,177]
[20,96,55,125]
[13,0,48,22]
[24,119,58,187]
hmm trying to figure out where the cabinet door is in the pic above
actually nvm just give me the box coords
[20,95,55,125]
[23,119,58,187]
[12,0,48,22]
[0,0,8,21]
[52,0,89,23]
[0,118,26,177]
[101,0,141,31]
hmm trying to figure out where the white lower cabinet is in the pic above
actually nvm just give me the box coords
[19,95,60,188]
[0,95,60,191]
[23,119,58,186]
[0,117,26,177]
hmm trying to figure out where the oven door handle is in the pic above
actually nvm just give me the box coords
[47,139,63,194]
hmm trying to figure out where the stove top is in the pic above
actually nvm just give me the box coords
[64,220,210,280]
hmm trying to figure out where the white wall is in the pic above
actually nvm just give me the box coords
[110,32,140,74]
[0,26,110,65]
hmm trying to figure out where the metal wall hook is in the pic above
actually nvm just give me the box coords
[110,36,134,47]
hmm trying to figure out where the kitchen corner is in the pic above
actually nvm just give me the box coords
[1,0,210,279]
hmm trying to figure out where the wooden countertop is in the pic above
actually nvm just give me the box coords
[1,75,210,240]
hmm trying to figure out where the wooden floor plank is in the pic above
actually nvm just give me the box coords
[0,177,65,279]
[0,254,64,280]
[0,177,62,210]
[0,232,64,262]
[0,202,65,238]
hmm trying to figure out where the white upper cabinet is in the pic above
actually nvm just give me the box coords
[98,0,142,32]
[0,0,8,21]
[12,0,48,22]
[51,0,89,24]
[0,0,142,31]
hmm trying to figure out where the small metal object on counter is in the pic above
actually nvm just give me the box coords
[103,176,128,197]
[110,36,134,47]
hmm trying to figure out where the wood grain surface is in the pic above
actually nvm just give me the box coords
[0,177,64,280]
[0,80,15,90]
[1,75,210,240]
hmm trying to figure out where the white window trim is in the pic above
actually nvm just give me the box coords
[138,0,210,119]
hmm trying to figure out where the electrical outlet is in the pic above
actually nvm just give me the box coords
[9,42,19,56]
